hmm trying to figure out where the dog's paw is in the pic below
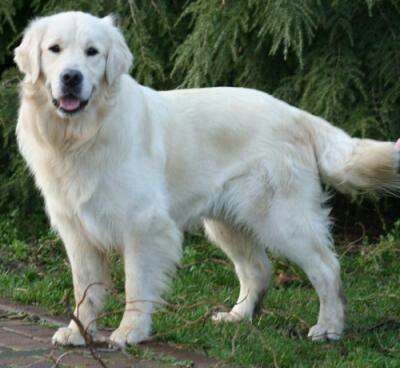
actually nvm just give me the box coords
[308,324,342,341]
[109,324,151,348]
[52,327,86,346]
[212,311,244,323]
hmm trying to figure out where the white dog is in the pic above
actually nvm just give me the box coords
[14,11,400,347]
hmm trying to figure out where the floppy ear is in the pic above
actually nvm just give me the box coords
[14,18,45,84]
[103,15,133,85]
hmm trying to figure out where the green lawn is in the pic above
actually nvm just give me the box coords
[0,213,399,367]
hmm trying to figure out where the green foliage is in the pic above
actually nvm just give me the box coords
[0,69,43,218]
[257,0,321,64]
[1,0,400,218]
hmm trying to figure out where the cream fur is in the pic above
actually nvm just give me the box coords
[15,11,400,347]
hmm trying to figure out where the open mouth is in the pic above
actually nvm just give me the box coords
[53,94,88,114]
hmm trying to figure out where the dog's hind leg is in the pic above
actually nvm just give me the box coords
[204,218,272,322]
[252,191,346,341]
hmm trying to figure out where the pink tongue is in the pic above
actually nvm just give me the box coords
[59,96,80,111]
[395,138,400,151]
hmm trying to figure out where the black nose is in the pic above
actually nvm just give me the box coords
[61,69,83,87]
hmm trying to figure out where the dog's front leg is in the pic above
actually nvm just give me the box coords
[110,208,182,347]
[52,226,110,346]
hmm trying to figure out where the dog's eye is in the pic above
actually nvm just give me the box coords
[49,45,61,53]
[86,47,99,56]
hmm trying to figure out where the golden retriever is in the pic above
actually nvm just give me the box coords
[14,11,400,347]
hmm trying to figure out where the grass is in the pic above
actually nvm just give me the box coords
[0,211,399,367]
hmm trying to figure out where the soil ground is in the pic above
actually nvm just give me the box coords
[0,300,218,368]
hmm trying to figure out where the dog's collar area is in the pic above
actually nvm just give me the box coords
[52,94,89,115]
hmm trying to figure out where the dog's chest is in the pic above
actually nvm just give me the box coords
[38,156,127,247]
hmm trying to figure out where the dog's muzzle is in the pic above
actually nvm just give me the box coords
[53,69,89,114]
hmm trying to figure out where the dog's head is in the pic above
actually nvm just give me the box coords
[14,12,133,118]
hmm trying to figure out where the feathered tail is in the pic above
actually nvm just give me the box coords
[303,112,400,195]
